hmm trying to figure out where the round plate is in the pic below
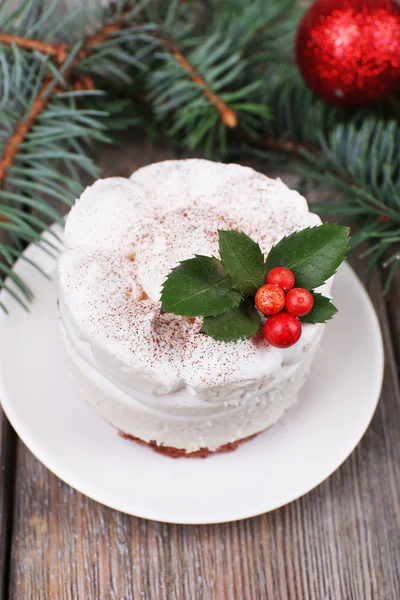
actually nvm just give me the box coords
[0,233,384,524]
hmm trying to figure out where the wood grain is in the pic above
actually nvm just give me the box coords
[0,412,16,600]
[5,143,400,599]
[388,274,400,368]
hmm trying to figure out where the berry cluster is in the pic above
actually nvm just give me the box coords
[254,267,314,348]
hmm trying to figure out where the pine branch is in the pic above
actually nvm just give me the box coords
[157,33,238,128]
[145,0,296,152]
[228,69,400,289]
[0,6,140,188]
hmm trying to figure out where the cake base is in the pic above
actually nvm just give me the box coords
[119,431,259,458]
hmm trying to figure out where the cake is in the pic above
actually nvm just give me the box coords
[58,159,333,457]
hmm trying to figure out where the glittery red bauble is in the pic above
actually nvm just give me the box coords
[296,0,400,106]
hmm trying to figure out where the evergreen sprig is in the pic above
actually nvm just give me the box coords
[0,0,398,312]
[0,0,151,309]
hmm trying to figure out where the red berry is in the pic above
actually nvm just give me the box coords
[255,284,285,316]
[285,288,314,317]
[266,266,295,292]
[263,313,302,348]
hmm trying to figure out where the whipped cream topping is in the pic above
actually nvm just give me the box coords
[60,160,326,401]
[135,206,232,300]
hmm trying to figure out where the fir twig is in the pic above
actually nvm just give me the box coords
[0,0,150,311]
[158,34,238,128]
[0,7,137,187]
[0,77,53,186]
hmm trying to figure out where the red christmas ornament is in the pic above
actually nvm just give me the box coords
[263,313,302,349]
[296,0,400,106]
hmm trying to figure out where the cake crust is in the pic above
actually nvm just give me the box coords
[119,431,259,458]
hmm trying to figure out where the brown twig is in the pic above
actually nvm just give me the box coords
[0,78,54,184]
[73,75,95,92]
[158,34,238,128]
[232,128,310,157]
[84,23,128,52]
[0,33,68,63]
[262,136,307,156]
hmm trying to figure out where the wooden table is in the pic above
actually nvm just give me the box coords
[0,140,399,600]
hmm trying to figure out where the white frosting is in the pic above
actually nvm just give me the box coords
[59,159,331,452]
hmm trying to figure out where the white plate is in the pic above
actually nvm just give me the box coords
[0,234,384,524]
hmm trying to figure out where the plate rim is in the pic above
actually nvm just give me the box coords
[0,239,385,524]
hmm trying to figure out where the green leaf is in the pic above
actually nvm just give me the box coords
[161,255,241,317]
[265,224,350,290]
[300,293,338,324]
[218,230,265,295]
[201,299,261,342]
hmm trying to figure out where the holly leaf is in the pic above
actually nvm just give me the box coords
[218,230,265,295]
[300,293,338,324]
[161,255,241,317]
[265,224,350,290]
[201,299,261,342]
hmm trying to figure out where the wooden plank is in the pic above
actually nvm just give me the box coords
[0,411,17,600]
[8,149,400,598]
[388,271,400,367]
